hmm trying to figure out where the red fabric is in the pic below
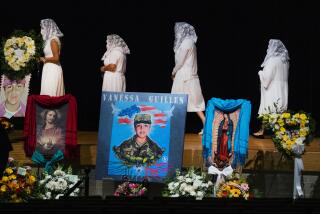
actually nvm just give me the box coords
[24,94,77,158]
[219,121,229,161]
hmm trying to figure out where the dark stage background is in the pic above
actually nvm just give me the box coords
[1,0,319,134]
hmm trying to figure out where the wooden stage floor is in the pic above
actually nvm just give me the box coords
[8,131,320,172]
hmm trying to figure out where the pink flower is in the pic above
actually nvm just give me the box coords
[240,183,249,191]
[138,189,145,196]
[8,157,14,163]
[129,183,139,189]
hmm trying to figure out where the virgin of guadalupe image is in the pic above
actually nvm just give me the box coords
[36,109,65,158]
[214,113,234,169]
[113,113,164,166]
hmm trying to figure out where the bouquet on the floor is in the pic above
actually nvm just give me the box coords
[37,165,80,199]
[1,30,42,79]
[162,167,214,200]
[114,180,147,197]
[215,173,250,199]
[259,110,314,158]
[0,158,37,203]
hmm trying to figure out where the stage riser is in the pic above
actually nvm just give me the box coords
[8,131,320,172]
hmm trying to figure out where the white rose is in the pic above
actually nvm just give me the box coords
[55,194,64,199]
[295,137,304,145]
[179,183,187,191]
[193,180,203,189]
[45,192,52,199]
[196,191,204,198]
[168,182,175,190]
[177,176,184,181]
[184,185,195,194]
[185,178,192,183]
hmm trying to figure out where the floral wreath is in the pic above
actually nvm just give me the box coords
[0,30,42,80]
[259,111,315,158]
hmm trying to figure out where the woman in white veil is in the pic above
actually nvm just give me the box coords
[39,18,65,96]
[253,39,289,137]
[100,34,130,92]
[171,22,206,134]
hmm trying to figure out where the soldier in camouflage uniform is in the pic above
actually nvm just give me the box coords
[113,113,164,166]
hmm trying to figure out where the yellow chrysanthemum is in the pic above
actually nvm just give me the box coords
[282,135,289,141]
[280,127,286,133]
[300,130,307,137]
[0,185,7,192]
[277,119,285,126]
[300,114,307,121]
[27,175,36,184]
[286,140,294,145]
[282,113,291,119]
[293,113,300,118]
[1,176,9,182]
[8,174,17,180]
[5,168,13,175]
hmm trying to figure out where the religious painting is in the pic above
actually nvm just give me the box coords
[0,74,31,118]
[202,98,251,169]
[23,94,78,159]
[35,104,68,158]
[96,92,188,182]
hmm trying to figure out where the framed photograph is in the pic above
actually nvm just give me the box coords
[96,92,188,182]
[0,74,31,118]
[24,94,77,159]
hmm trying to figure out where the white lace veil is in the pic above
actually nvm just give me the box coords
[101,34,130,60]
[40,19,64,41]
[261,39,289,67]
[173,22,197,53]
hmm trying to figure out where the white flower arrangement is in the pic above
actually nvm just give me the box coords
[4,36,36,71]
[38,166,81,199]
[162,168,214,200]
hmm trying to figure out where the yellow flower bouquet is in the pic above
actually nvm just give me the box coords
[216,174,250,199]
[0,158,37,202]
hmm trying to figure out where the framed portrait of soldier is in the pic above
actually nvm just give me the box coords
[0,74,31,118]
[96,92,188,182]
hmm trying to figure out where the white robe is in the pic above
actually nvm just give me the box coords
[171,38,205,112]
[102,47,126,92]
[40,37,65,96]
[258,56,289,115]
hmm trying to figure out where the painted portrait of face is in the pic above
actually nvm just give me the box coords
[135,123,151,139]
[0,74,31,118]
